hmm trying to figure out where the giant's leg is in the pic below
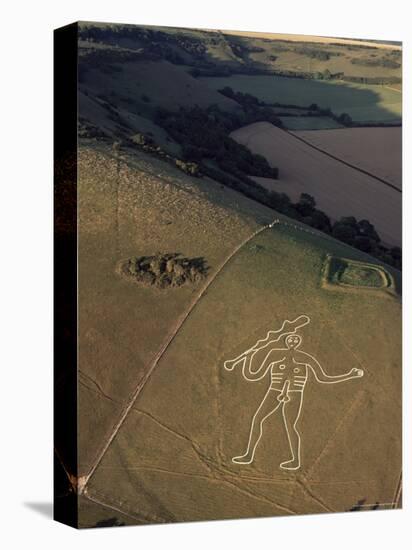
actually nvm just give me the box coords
[232,389,281,464]
[280,391,304,470]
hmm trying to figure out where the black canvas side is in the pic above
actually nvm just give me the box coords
[53,21,78,529]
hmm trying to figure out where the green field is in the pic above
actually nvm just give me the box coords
[200,75,402,123]
[279,116,343,130]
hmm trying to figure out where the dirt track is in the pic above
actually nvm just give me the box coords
[230,122,401,246]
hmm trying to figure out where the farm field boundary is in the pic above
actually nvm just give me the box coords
[230,122,401,246]
[287,129,401,193]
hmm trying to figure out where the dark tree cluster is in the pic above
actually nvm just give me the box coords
[267,193,400,268]
[266,40,341,60]
[293,46,339,61]
[351,57,401,69]
[315,69,333,80]
[340,74,401,85]
[78,117,108,139]
[219,86,263,106]
[120,253,208,289]
[268,195,400,268]
[155,105,279,180]
[127,133,201,177]
[79,25,208,65]
[78,46,155,79]
[218,87,285,127]
[219,86,354,128]
[229,41,265,60]
[263,192,332,234]
[197,161,401,269]
[331,217,401,268]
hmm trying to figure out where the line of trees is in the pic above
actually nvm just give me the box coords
[351,57,401,69]
[155,105,280,180]
[219,86,355,128]
[219,86,400,128]
[258,190,401,269]
[150,102,400,268]
[110,125,401,269]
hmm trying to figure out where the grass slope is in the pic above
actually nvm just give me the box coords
[77,142,271,475]
[77,142,401,525]
[80,57,239,116]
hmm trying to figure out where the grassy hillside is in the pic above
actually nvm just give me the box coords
[80,56,239,114]
[77,142,271,476]
[71,25,402,525]
[76,142,400,524]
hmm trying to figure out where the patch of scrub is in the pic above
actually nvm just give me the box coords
[323,256,393,292]
[118,253,209,289]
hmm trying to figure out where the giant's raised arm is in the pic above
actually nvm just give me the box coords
[297,351,364,383]
[224,315,310,372]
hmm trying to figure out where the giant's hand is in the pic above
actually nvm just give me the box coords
[224,357,244,371]
[350,368,364,378]
[224,361,236,371]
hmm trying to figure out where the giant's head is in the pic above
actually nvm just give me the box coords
[285,333,302,350]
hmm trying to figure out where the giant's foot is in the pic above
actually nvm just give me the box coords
[232,453,254,465]
[280,457,300,470]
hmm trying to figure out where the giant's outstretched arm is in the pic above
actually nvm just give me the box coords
[297,351,364,383]
[227,348,286,382]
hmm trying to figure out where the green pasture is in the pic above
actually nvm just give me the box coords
[200,75,402,123]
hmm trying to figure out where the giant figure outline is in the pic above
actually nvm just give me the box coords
[224,315,364,470]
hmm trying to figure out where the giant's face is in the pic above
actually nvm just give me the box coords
[286,334,302,349]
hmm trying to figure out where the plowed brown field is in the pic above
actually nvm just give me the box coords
[293,127,401,189]
[230,122,401,246]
